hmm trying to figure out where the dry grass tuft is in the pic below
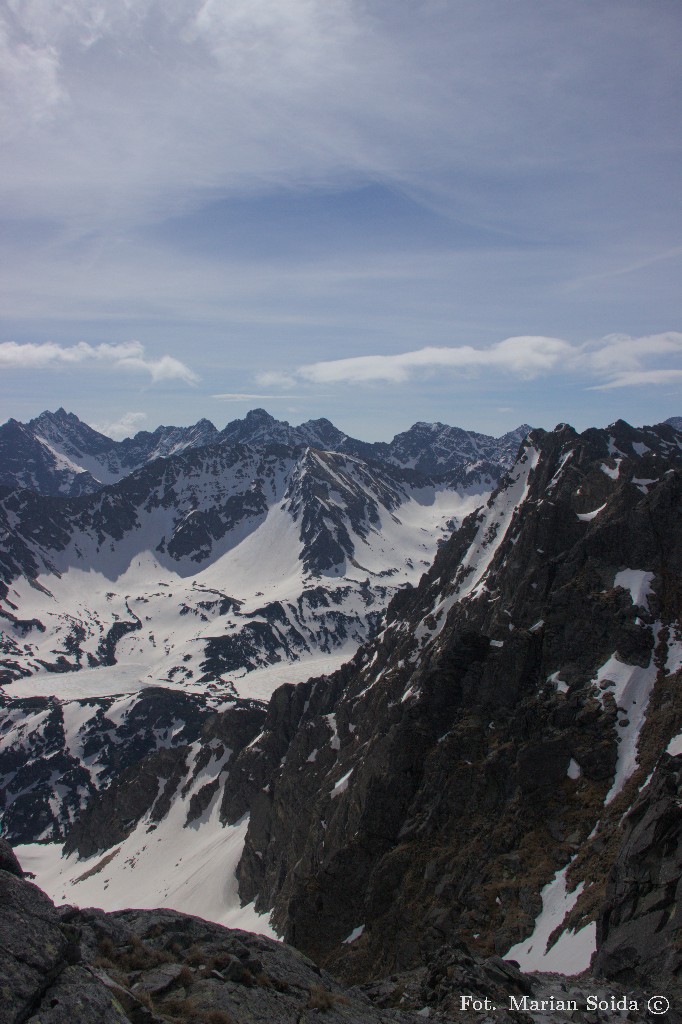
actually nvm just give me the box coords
[306,983,349,1011]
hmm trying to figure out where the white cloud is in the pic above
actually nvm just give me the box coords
[262,332,682,392]
[295,337,573,385]
[0,340,198,383]
[93,410,147,439]
[117,353,199,384]
[585,332,682,375]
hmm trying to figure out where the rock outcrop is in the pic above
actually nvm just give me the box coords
[0,841,436,1023]
[0,688,265,846]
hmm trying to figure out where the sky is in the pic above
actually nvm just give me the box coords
[1,0,681,441]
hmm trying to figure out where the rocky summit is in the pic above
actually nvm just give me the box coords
[1,412,682,1022]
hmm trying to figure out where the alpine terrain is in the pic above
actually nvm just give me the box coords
[1,410,681,1023]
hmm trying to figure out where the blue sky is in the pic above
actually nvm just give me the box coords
[1,0,681,440]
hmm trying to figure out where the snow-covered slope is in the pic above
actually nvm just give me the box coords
[0,442,485,700]
[16,742,276,936]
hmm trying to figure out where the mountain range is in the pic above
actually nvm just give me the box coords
[0,406,530,497]
[0,409,530,704]
[1,409,682,1020]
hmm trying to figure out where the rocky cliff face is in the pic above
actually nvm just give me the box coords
[1,839,432,1024]
[593,751,682,989]
[223,420,682,983]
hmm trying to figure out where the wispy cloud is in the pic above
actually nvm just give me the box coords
[2,0,679,233]
[2,2,681,432]
[592,368,682,390]
[565,247,682,291]
[0,340,198,383]
[262,332,682,391]
[93,410,147,439]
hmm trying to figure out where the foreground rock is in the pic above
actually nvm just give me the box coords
[0,840,423,1023]
[2,839,678,1023]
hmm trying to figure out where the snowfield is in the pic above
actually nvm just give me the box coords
[16,740,277,936]
[3,465,485,702]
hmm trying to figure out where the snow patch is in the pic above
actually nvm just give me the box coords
[666,732,682,757]
[600,459,621,480]
[325,714,340,751]
[577,503,607,521]
[548,671,568,694]
[614,569,654,611]
[504,864,594,974]
[592,649,659,803]
[342,924,365,944]
[331,768,353,798]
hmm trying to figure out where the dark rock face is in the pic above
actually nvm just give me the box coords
[0,867,91,1023]
[594,753,682,993]
[0,837,24,877]
[0,416,104,497]
[1,841,673,1024]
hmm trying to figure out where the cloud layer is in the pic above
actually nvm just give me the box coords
[2,0,680,230]
[258,333,682,391]
[0,340,198,383]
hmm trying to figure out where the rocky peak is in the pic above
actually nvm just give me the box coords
[297,416,347,448]
[245,407,277,424]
